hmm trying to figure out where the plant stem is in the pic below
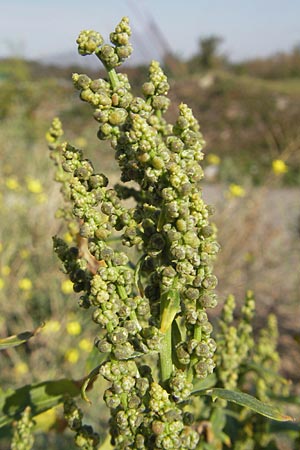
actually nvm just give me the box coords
[187,324,202,383]
[160,325,173,384]
[107,67,120,89]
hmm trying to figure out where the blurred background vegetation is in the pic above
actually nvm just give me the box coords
[0,29,300,448]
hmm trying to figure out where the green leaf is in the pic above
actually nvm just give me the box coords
[81,362,104,404]
[200,388,294,422]
[192,373,217,393]
[269,420,300,433]
[0,379,81,428]
[160,288,180,333]
[82,351,112,403]
[0,324,44,350]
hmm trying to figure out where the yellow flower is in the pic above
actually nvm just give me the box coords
[74,137,87,148]
[44,320,61,333]
[63,232,73,244]
[207,153,221,165]
[272,159,288,175]
[79,338,93,352]
[45,131,55,143]
[0,278,4,290]
[66,321,82,336]
[5,176,20,190]
[36,193,47,204]
[61,279,74,294]
[20,248,30,259]
[26,177,43,194]
[1,265,11,276]
[244,252,255,263]
[14,362,29,375]
[65,348,79,364]
[18,278,32,291]
[228,183,246,198]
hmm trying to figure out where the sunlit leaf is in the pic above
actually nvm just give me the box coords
[0,379,81,428]
[0,324,44,350]
[198,388,294,422]
[192,373,217,393]
[82,352,113,403]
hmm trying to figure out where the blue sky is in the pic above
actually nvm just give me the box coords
[1,0,300,63]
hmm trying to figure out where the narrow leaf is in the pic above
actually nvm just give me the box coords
[202,388,294,422]
[192,373,217,393]
[81,364,102,404]
[160,289,180,333]
[0,324,44,350]
[0,379,81,428]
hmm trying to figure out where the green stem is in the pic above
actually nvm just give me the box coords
[107,67,120,90]
[187,324,202,383]
[160,325,173,384]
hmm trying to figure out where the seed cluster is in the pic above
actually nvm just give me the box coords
[216,291,255,391]
[100,360,199,449]
[48,17,220,449]
[64,397,100,449]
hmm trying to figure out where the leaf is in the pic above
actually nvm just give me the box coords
[192,373,217,393]
[200,388,294,422]
[0,324,44,350]
[269,420,300,433]
[0,379,81,428]
[160,289,180,333]
[81,364,102,404]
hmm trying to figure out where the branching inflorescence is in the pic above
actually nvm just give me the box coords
[47,17,219,449]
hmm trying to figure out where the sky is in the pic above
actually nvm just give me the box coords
[1,0,300,64]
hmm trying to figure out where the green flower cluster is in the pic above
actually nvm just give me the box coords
[48,17,220,449]
[100,360,199,449]
[77,17,132,69]
[254,314,290,401]
[213,292,292,449]
[216,291,255,390]
[50,141,155,361]
[64,397,99,449]
[11,407,34,450]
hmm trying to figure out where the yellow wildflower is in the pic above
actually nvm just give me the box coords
[228,184,246,198]
[20,249,30,259]
[66,321,82,336]
[74,136,87,148]
[207,153,221,165]
[14,362,29,375]
[18,278,32,291]
[45,131,55,143]
[63,232,73,244]
[36,193,48,204]
[1,265,11,276]
[44,320,61,333]
[79,338,93,352]
[26,177,43,194]
[65,348,79,364]
[6,176,20,190]
[61,279,74,294]
[272,159,288,175]
[0,278,4,290]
